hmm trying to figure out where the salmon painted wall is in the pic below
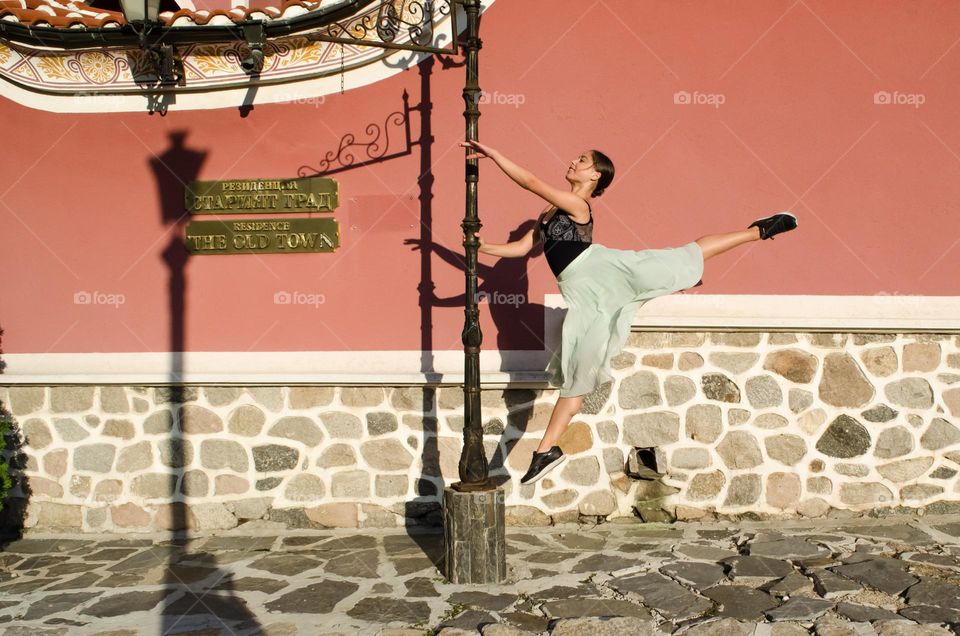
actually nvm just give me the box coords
[2,0,959,355]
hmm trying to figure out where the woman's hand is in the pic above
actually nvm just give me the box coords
[459,140,497,161]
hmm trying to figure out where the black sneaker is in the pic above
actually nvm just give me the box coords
[749,211,797,240]
[520,446,566,484]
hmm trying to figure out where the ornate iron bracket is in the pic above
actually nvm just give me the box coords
[323,0,449,50]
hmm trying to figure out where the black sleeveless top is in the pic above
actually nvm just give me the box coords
[538,201,593,277]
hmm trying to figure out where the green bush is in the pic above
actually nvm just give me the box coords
[0,405,11,513]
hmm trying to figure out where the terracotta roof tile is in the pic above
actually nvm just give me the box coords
[0,0,324,28]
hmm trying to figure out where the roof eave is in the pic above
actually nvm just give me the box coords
[0,0,378,49]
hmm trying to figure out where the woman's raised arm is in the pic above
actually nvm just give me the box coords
[460,140,590,217]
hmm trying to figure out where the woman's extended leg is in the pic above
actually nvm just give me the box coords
[697,212,798,260]
[695,227,761,261]
[520,395,584,484]
[536,395,585,452]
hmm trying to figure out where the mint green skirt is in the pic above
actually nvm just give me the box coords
[546,241,704,398]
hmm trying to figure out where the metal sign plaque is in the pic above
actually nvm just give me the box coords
[185,218,340,255]
[185,177,339,214]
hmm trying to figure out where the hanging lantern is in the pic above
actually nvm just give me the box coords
[118,0,161,24]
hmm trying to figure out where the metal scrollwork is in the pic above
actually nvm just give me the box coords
[324,0,443,48]
[376,1,399,43]
[407,0,434,46]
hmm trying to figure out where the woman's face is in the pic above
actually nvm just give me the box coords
[566,151,596,185]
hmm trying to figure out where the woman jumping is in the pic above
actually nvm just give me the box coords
[459,139,798,485]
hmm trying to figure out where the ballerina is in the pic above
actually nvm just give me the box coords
[459,139,797,485]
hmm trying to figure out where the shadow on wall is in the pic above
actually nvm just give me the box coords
[406,54,445,565]
[0,327,31,546]
[404,219,549,354]
[149,131,261,633]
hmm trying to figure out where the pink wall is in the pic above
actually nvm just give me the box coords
[2,0,959,355]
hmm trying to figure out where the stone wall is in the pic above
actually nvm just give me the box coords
[1,331,959,532]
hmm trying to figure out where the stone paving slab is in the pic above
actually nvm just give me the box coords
[0,514,959,635]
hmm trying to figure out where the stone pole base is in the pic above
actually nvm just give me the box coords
[442,487,506,584]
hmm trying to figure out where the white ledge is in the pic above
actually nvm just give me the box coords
[545,294,960,331]
[0,351,553,386]
[2,295,957,385]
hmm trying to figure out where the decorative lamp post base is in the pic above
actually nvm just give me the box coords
[442,486,506,584]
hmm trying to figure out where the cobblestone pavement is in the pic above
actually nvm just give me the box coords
[1,514,959,635]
